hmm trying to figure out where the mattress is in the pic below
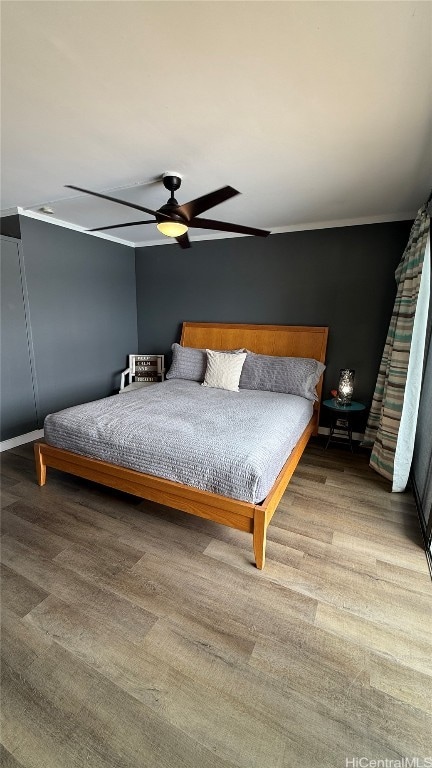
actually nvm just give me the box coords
[44,379,313,503]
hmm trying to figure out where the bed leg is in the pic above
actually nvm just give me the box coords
[34,443,47,486]
[253,508,268,570]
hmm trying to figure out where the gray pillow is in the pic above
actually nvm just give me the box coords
[166,343,245,382]
[239,352,325,401]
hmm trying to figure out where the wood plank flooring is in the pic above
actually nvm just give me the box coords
[1,441,431,768]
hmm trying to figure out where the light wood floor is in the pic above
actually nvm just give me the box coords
[1,441,431,768]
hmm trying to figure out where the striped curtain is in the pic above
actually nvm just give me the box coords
[364,204,430,487]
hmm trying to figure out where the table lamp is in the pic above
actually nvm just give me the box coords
[336,369,355,406]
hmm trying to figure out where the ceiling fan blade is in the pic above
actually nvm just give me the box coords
[176,186,239,221]
[88,220,156,232]
[65,184,171,220]
[175,232,191,249]
[187,217,270,238]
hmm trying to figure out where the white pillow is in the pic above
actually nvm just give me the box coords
[202,350,247,392]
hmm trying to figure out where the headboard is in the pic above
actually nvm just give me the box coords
[180,322,328,430]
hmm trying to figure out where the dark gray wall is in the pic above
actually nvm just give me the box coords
[14,218,137,426]
[1,215,412,441]
[135,221,412,424]
[0,214,21,239]
[1,237,38,440]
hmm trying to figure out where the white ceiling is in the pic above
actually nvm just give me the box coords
[1,1,431,247]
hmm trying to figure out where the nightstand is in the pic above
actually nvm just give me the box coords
[322,399,366,451]
[119,354,165,393]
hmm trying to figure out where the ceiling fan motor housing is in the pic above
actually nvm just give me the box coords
[157,200,186,224]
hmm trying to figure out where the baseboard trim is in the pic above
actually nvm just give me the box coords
[0,429,44,452]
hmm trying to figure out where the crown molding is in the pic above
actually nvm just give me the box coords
[134,211,415,247]
[16,207,135,247]
[268,211,415,234]
[3,207,414,249]
[0,206,19,218]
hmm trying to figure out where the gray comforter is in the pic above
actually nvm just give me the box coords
[44,380,313,503]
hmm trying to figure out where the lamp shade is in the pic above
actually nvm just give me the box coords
[157,221,188,238]
[336,369,355,406]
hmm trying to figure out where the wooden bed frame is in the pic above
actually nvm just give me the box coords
[34,323,328,569]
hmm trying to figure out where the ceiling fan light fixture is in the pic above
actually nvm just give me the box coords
[156,220,188,238]
[70,173,270,247]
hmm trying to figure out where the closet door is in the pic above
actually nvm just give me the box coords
[0,236,38,441]
[412,316,432,555]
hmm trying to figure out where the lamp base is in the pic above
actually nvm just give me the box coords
[335,397,353,407]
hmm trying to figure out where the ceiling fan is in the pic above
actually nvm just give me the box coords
[66,173,270,249]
